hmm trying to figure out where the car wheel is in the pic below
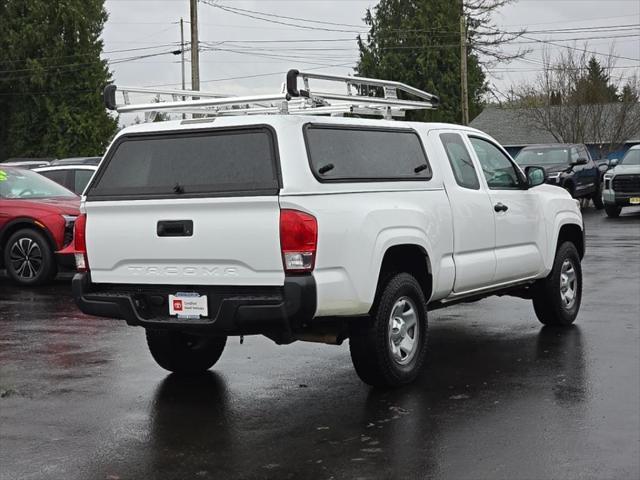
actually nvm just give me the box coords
[349,273,428,387]
[3,228,57,286]
[146,330,227,374]
[605,205,622,218]
[592,182,604,209]
[532,242,582,326]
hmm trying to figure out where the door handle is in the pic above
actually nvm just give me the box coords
[157,220,193,237]
[494,202,509,212]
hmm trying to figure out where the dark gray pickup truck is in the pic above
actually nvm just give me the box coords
[515,143,604,209]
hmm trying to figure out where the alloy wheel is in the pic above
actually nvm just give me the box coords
[560,258,578,309]
[9,237,43,280]
[388,296,420,365]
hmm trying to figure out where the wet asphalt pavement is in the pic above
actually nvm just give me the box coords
[1,208,639,480]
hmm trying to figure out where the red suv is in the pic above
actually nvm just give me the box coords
[0,167,79,286]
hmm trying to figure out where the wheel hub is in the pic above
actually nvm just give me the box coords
[560,259,577,309]
[388,296,419,365]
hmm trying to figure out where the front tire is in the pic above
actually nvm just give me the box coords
[592,182,604,209]
[349,273,428,387]
[3,228,57,286]
[532,242,582,326]
[146,330,227,374]
[605,205,622,218]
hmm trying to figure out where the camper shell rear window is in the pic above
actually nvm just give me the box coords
[86,126,280,200]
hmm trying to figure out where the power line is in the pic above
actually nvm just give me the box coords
[519,35,640,62]
[203,1,365,29]
[194,24,639,45]
[523,24,640,34]
[483,26,640,62]
[0,50,182,76]
[200,1,368,33]
[204,32,640,52]
[200,0,640,38]
[500,14,638,28]
[141,62,355,89]
[489,64,640,72]
[0,43,179,67]
[5,31,634,76]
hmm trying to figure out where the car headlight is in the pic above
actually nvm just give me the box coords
[61,214,78,226]
[61,215,77,247]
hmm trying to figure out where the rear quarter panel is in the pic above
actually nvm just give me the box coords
[280,189,454,316]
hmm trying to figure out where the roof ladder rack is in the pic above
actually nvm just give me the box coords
[103,69,439,120]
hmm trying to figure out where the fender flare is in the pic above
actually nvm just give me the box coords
[548,212,584,270]
[0,217,57,253]
[366,227,434,303]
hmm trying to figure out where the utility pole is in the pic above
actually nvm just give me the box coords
[460,7,469,126]
[180,18,186,92]
[180,17,186,118]
[190,0,200,92]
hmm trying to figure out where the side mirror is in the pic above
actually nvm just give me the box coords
[525,166,546,188]
[571,157,588,166]
[610,158,619,167]
[597,160,609,173]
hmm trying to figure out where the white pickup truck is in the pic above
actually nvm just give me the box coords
[71,73,584,387]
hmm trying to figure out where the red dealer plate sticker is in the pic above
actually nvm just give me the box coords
[168,293,208,318]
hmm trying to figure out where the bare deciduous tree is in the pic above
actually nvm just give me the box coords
[465,0,529,66]
[513,47,640,157]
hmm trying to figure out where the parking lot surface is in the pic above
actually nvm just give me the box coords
[1,208,639,480]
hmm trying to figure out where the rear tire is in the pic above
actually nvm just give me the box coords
[349,273,428,387]
[146,330,227,374]
[532,242,582,326]
[605,205,621,218]
[3,228,57,286]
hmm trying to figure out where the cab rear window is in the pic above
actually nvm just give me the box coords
[87,127,279,199]
[304,124,431,182]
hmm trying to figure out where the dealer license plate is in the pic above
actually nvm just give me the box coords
[169,292,208,318]
[630,197,640,205]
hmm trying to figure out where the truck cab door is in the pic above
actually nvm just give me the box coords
[432,131,496,292]
[580,145,598,194]
[570,147,586,194]
[467,136,546,284]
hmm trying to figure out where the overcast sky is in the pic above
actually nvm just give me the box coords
[102,0,639,118]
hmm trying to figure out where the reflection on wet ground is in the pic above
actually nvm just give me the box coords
[1,208,639,479]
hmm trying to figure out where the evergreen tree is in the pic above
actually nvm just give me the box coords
[357,0,486,123]
[0,0,117,161]
[572,56,619,104]
[621,83,639,103]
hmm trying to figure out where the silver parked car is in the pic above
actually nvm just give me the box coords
[33,165,98,196]
[602,145,640,218]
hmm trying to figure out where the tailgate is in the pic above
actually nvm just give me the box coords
[85,197,283,285]
[84,125,284,286]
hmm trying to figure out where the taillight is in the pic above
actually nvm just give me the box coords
[280,209,317,273]
[74,213,89,272]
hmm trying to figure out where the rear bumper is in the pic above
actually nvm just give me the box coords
[55,252,76,271]
[72,272,316,342]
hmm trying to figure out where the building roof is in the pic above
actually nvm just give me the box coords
[471,104,640,147]
[470,107,556,146]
